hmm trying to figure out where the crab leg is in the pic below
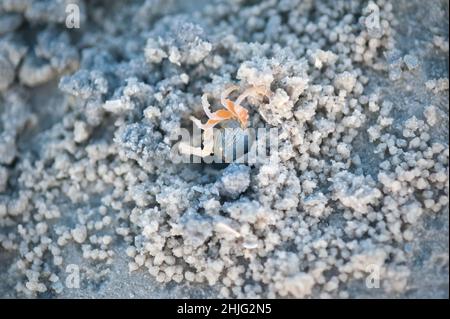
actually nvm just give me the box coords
[220,85,240,108]
[190,116,221,131]
[235,85,268,106]
[201,94,222,120]
[190,108,233,130]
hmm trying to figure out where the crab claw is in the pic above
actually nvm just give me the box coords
[179,126,215,157]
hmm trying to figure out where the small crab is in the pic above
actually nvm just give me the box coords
[179,85,268,158]
[190,85,268,131]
